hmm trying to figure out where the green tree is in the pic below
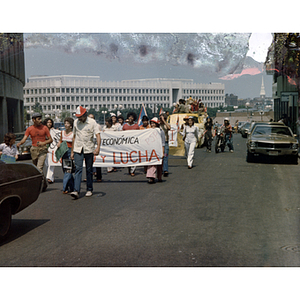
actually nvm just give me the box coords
[60,109,71,121]
[32,102,43,114]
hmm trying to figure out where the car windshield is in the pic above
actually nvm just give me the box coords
[252,125,292,136]
[15,133,24,140]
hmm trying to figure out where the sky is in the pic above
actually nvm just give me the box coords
[23,32,274,98]
[247,33,273,62]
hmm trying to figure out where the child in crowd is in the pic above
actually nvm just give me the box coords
[57,117,74,194]
[0,133,19,161]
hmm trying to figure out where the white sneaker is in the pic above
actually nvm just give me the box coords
[85,191,93,197]
[230,150,234,153]
[70,191,79,199]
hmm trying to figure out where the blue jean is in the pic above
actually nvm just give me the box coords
[62,148,74,192]
[163,141,169,173]
[225,134,234,151]
[74,151,94,193]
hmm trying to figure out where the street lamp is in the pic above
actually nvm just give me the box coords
[102,110,107,124]
[246,102,250,120]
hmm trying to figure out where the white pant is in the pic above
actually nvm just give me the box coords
[185,141,196,167]
[46,164,55,182]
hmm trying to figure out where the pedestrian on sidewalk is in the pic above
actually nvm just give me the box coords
[70,106,101,199]
[17,112,53,191]
[182,116,199,169]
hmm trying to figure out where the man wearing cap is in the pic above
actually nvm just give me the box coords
[17,112,53,192]
[70,106,101,199]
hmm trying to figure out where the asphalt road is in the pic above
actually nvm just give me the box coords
[1,134,300,267]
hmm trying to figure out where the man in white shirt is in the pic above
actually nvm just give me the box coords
[70,106,101,199]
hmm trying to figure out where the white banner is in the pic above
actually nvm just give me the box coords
[168,125,178,147]
[47,128,163,167]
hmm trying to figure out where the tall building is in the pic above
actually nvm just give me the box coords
[260,76,266,99]
[0,33,25,141]
[23,76,225,119]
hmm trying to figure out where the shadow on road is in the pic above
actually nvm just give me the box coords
[0,219,50,246]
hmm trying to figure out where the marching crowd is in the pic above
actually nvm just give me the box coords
[0,105,235,200]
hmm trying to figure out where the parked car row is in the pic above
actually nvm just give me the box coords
[14,132,32,160]
[246,122,299,164]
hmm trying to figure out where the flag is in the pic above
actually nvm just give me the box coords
[137,103,148,126]
[159,107,163,115]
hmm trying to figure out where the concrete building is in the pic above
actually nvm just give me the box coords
[0,33,25,142]
[23,76,225,119]
[225,93,238,106]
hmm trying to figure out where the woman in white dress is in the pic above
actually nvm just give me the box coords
[44,118,61,183]
[182,116,199,169]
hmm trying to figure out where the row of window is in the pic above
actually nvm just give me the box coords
[24,87,224,95]
[183,89,224,94]
[24,102,170,112]
[24,87,172,95]
[24,95,171,103]
[24,95,224,104]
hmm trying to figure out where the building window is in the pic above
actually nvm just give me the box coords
[56,88,60,93]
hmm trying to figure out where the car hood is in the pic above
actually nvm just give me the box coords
[251,134,297,143]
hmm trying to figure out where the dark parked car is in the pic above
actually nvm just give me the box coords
[240,122,251,138]
[14,132,32,160]
[246,124,299,164]
[0,161,43,240]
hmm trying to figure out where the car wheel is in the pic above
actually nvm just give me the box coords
[247,151,255,163]
[0,201,12,241]
[290,155,298,165]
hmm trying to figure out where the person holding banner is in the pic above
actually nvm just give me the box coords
[123,112,140,176]
[57,117,75,194]
[117,115,125,130]
[182,116,199,169]
[70,106,101,199]
[139,116,150,130]
[103,117,118,173]
[159,112,171,177]
[146,117,165,184]
[0,133,19,161]
[111,113,121,131]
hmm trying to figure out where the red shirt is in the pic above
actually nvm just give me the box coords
[25,125,51,146]
[123,123,140,130]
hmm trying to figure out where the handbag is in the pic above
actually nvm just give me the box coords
[62,158,75,173]
[55,141,69,161]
